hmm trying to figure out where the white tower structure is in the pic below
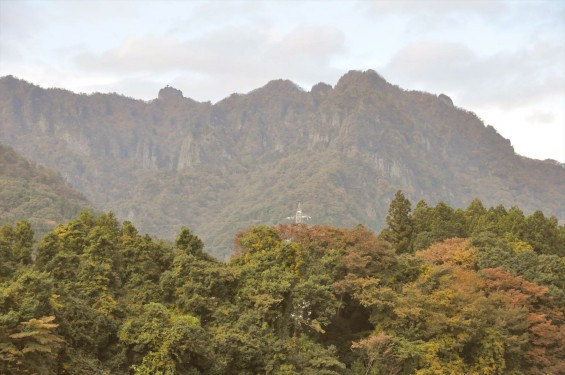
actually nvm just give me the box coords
[286,202,311,224]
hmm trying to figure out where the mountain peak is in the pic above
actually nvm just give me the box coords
[244,79,305,101]
[311,82,332,95]
[0,75,34,91]
[2,71,564,259]
[335,69,389,91]
[158,85,184,101]
[260,79,304,93]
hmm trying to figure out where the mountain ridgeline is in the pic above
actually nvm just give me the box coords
[1,70,564,258]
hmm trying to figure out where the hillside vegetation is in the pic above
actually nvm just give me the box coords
[1,195,564,374]
[0,143,92,236]
[1,71,564,258]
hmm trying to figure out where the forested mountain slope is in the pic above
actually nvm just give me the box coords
[1,70,563,258]
[0,143,92,235]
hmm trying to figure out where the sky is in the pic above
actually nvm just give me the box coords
[1,0,564,162]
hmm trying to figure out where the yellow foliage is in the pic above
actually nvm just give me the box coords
[49,293,63,309]
[509,240,534,254]
[55,225,69,239]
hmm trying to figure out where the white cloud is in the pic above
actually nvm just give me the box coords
[73,25,345,101]
[1,0,563,161]
[170,1,265,34]
[0,41,23,65]
[54,0,138,21]
[362,0,505,16]
[382,40,565,109]
[0,1,45,41]
[526,110,556,125]
[483,105,565,162]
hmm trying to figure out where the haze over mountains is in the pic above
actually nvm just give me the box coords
[1,70,564,258]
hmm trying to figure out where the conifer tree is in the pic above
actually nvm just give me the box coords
[381,190,413,254]
[176,227,204,256]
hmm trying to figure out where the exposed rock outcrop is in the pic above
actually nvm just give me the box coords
[1,71,563,258]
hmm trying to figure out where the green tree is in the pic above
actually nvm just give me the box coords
[118,302,209,374]
[380,191,413,254]
[266,335,345,375]
[499,206,526,238]
[11,221,34,266]
[0,221,34,280]
[464,198,486,234]
[176,227,204,257]
[412,200,432,234]
[160,250,235,323]
[119,224,173,306]
[523,211,561,255]
[0,224,17,280]
[412,201,466,250]
[0,269,55,325]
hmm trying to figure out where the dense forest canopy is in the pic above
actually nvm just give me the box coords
[1,194,564,374]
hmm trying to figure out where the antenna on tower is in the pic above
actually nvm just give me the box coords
[286,202,311,224]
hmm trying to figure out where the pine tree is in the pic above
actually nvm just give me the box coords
[381,191,413,254]
[175,227,204,256]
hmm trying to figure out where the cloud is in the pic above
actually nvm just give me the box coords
[0,1,46,41]
[362,0,505,17]
[482,105,565,162]
[361,0,507,33]
[525,110,556,125]
[170,1,265,34]
[51,0,139,24]
[382,40,565,109]
[0,1,47,67]
[0,41,23,64]
[74,25,345,101]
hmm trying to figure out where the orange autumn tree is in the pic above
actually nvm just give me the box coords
[352,238,565,375]
[480,268,565,374]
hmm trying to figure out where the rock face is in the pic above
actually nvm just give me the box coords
[438,93,453,106]
[1,71,564,258]
[158,85,184,101]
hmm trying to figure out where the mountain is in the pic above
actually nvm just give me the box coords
[1,71,564,258]
[0,143,92,235]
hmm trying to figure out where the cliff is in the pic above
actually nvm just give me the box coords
[1,71,563,257]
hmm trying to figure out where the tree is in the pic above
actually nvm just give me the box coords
[352,237,565,375]
[118,303,209,374]
[464,199,486,234]
[0,221,34,280]
[160,250,235,323]
[429,202,466,240]
[175,227,204,257]
[0,316,64,375]
[380,191,413,254]
[480,268,565,374]
[523,211,561,255]
[412,201,466,250]
[0,224,17,280]
[266,335,345,374]
[351,332,399,375]
[0,205,562,373]
[12,221,34,266]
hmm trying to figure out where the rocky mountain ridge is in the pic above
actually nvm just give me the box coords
[1,70,563,258]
